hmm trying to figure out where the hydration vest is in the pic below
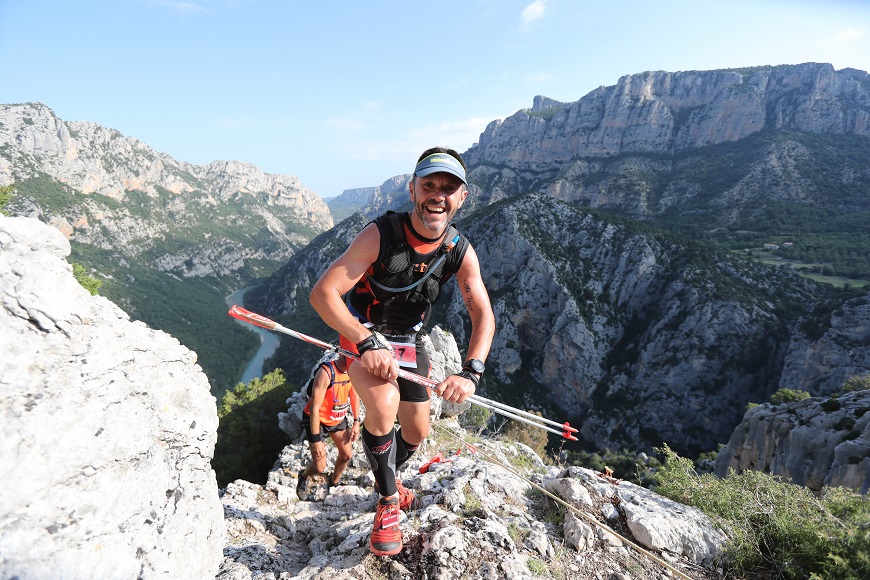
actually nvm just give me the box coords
[347,211,469,330]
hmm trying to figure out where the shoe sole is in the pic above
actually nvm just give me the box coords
[369,539,402,556]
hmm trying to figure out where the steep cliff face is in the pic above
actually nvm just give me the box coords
[467,63,869,167]
[715,390,870,493]
[460,64,870,218]
[778,293,870,395]
[440,195,816,455]
[0,215,224,578]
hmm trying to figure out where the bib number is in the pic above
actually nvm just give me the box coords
[329,403,349,422]
[388,340,417,368]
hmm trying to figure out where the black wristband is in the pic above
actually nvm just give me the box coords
[454,369,480,388]
[307,431,323,443]
[356,333,389,355]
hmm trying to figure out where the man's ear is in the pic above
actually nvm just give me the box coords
[457,187,468,208]
[408,179,415,199]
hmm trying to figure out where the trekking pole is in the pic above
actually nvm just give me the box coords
[464,396,578,440]
[228,305,579,441]
[470,394,578,436]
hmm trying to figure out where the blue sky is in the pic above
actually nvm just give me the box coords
[2,1,869,199]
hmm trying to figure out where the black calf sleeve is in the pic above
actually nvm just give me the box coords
[361,426,397,497]
[394,427,420,472]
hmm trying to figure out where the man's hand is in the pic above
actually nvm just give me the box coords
[436,373,477,403]
[310,440,327,461]
[351,421,361,442]
[360,348,398,381]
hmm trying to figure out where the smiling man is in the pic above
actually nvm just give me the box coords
[310,147,495,556]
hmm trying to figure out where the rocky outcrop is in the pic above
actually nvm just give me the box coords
[714,390,870,493]
[778,293,870,395]
[0,215,224,578]
[219,420,726,579]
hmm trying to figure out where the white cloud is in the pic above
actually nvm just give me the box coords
[145,0,208,16]
[837,28,867,40]
[406,117,497,150]
[331,116,505,164]
[521,0,547,26]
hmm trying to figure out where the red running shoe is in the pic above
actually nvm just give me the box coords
[374,478,417,512]
[395,479,417,512]
[369,496,402,556]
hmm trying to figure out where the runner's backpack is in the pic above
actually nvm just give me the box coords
[303,350,340,398]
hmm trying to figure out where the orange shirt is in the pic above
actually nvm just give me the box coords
[303,361,359,427]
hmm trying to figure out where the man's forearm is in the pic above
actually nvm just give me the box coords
[310,287,371,344]
[466,307,496,362]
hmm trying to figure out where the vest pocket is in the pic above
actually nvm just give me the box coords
[382,250,410,274]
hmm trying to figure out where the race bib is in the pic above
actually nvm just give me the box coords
[389,340,417,368]
[328,402,349,422]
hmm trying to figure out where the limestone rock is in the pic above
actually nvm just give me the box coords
[218,426,726,579]
[617,481,728,565]
[715,389,870,492]
[778,294,870,395]
[0,215,224,578]
[464,64,870,214]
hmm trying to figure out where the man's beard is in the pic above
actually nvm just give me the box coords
[414,201,455,233]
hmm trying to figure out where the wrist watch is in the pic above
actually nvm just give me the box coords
[463,358,485,375]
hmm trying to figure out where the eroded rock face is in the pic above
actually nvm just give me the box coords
[467,64,870,170]
[715,390,870,493]
[0,215,224,578]
[778,294,870,395]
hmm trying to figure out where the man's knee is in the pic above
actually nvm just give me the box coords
[399,424,428,445]
[364,400,401,434]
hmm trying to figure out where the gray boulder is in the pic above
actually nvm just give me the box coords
[715,390,870,492]
[0,215,225,578]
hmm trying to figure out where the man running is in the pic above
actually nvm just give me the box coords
[297,355,360,498]
[310,147,495,556]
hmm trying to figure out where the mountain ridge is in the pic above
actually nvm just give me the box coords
[0,102,335,394]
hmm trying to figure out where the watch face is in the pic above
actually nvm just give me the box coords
[466,359,485,374]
